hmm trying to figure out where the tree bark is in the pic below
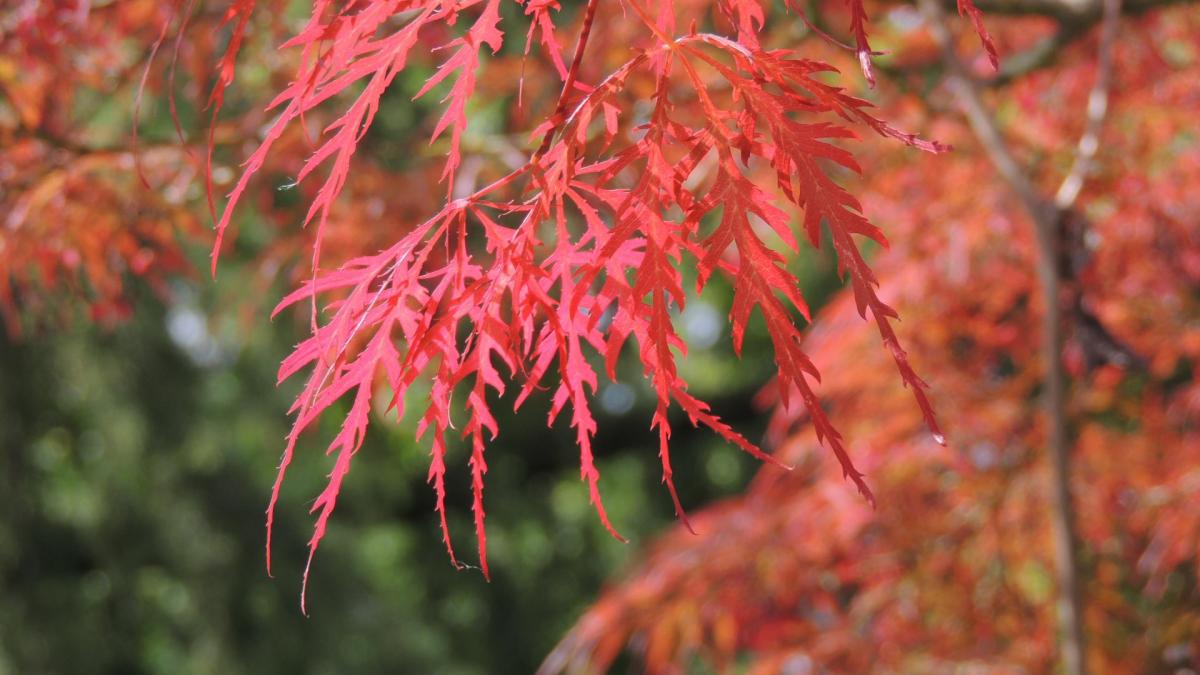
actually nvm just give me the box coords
[1039,212,1088,675]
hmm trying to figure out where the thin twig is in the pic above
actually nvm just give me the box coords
[919,0,1045,213]
[1055,0,1121,208]
[533,0,600,158]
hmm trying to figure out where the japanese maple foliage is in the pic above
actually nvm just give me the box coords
[2,0,999,606]
[195,0,1003,606]
[542,5,1200,671]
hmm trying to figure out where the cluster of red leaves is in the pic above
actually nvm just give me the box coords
[541,8,1200,671]
[198,0,1006,607]
[0,1,200,334]
[0,141,197,333]
[2,0,1002,607]
[1,0,461,333]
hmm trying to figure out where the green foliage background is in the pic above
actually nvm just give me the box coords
[0,265,835,674]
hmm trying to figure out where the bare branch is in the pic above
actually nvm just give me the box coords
[943,0,1184,21]
[1055,0,1121,208]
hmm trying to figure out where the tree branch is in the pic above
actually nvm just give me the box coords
[916,1,1090,673]
[941,0,1182,21]
[1055,0,1121,209]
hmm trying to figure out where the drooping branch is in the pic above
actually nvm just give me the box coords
[221,0,950,604]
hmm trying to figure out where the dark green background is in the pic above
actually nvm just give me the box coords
[0,251,840,673]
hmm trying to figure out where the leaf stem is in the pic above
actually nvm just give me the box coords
[534,0,600,158]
